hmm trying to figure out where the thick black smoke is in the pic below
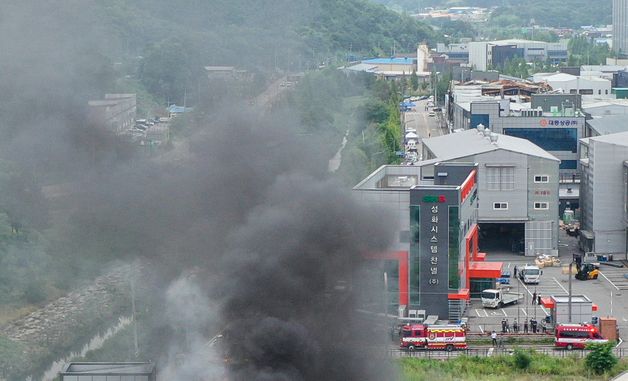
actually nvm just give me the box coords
[66,109,397,380]
[220,173,395,380]
[0,1,399,379]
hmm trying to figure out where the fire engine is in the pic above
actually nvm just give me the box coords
[554,323,608,350]
[400,324,467,352]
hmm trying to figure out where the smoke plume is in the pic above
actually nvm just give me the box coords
[0,1,399,380]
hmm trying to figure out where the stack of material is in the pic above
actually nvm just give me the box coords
[599,317,618,341]
[535,254,561,268]
[562,265,578,275]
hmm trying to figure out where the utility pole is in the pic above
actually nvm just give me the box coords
[130,264,139,358]
[568,261,573,323]
[384,272,389,317]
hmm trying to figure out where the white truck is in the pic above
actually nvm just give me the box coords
[481,289,524,308]
[518,264,542,284]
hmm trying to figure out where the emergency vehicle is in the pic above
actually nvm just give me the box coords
[400,324,467,352]
[554,323,608,350]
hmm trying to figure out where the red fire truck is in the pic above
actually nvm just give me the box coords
[400,324,467,352]
[555,323,608,350]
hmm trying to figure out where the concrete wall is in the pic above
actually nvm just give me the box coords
[354,189,410,252]
[449,152,559,255]
[526,156,560,254]
[452,151,528,220]
[590,139,628,252]
[469,42,489,71]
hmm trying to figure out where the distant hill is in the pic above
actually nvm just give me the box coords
[98,0,435,68]
[371,0,612,27]
[0,0,436,146]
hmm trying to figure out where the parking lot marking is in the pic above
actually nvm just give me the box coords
[517,278,533,296]
[600,271,621,291]
[484,309,489,317]
[501,309,507,317]
[521,308,527,316]
[553,277,568,293]
[475,309,482,318]
[479,325,484,334]
[540,305,549,316]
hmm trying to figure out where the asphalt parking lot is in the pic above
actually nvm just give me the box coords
[467,229,628,346]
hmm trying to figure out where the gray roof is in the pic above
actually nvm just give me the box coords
[62,362,155,375]
[585,130,628,146]
[423,129,560,162]
[587,115,628,135]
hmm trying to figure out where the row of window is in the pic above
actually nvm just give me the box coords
[488,169,551,189]
[569,89,609,95]
[492,202,549,210]
[503,128,578,153]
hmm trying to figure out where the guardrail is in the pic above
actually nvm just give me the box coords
[388,347,628,359]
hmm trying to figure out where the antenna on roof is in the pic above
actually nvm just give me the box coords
[476,123,484,134]
[490,133,499,144]
[483,127,491,137]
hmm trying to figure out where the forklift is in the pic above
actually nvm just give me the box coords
[573,253,600,281]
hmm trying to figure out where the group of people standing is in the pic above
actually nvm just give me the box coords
[492,318,547,346]
[500,318,544,334]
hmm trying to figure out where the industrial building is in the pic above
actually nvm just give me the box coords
[354,131,560,319]
[87,94,136,134]
[436,42,470,62]
[614,0,628,57]
[532,73,612,98]
[355,162,500,320]
[59,362,156,381]
[447,88,584,176]
[581,99,628,137]
[468,39,569,71]
[422,129,560,256]
[579,131,628,254]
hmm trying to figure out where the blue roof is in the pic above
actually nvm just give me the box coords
[168,105,188,113]
[363,57,415,65]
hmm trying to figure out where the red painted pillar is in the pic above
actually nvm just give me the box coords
[397,251,409,306]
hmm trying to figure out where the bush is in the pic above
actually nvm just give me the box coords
[513,349,532,370]
[586,342,618,375]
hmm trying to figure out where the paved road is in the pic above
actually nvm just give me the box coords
[402,100,448,163]
[466,229,628,347]
[403,100,444,139]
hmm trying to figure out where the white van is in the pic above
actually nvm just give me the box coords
[518,265,542,284]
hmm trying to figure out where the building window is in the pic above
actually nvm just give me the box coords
[560,160,578,170]
[534,175,549,183]
[606,90,609,95]
[493,202,508,210]
[503,128,578,153]
[598,90,602,95]
[534,202,549,210]
[486,167,515,191]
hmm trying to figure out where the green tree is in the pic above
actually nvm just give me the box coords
[139,38,203,105]
[410,70,419,92]
[585,342,618,375]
